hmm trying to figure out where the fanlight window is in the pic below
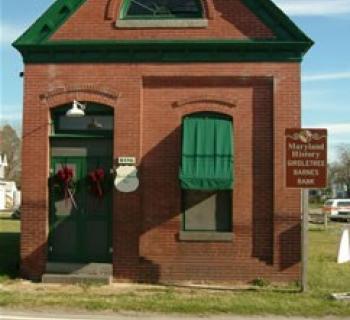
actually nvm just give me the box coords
[122,0,203,19]
[51,103,114,136]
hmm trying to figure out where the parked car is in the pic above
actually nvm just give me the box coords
[323,199,350,222]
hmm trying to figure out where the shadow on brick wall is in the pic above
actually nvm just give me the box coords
[252,80,274,265]
[138,257,160,283]
[279,223,301,270]
[20,78,283,281]
[138,77,276,272]
[139,126,182,234]
[213,1,272,38]
[21,242,47,281]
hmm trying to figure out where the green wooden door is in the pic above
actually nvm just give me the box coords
[49,153,113,263]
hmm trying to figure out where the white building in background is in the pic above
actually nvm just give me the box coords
[0,153,21,210]
[0,154,7,179]
[331,182,348,199]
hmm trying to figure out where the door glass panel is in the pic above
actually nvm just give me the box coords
[54,196,74,216]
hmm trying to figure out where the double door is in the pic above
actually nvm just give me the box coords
[49,139,113,263]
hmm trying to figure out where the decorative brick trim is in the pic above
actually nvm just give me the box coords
[173,95,237,109]
[203,0,215,19]
[39,85,120,113]
[40,85,119,102]
[106,0,120,20]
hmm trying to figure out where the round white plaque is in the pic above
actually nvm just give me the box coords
[114,166,139,193]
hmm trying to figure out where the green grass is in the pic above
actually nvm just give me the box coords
[308,201,323,210]
[0,216,350,316]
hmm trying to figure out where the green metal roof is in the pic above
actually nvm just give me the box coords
[13,0,314,63]
[14,0,86,46]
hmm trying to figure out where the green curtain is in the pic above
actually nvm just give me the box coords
[179,113,234,190]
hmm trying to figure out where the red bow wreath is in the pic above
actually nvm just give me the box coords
[56,165,77,209]
[89,168,105,198]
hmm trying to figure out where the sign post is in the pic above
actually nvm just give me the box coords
[301,188,309,292]
[285,129,327,292]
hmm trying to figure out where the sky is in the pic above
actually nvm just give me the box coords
[1,0,350,162]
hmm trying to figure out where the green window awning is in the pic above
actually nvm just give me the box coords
[179,113,234,190]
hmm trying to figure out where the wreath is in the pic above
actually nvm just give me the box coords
[56,165,77,209]
[88,168,105,198]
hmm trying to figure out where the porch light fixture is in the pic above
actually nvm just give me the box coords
[66,100,86,118]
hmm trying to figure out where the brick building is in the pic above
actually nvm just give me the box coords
[14,0,313,283]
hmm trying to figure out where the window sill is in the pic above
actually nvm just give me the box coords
[116,19,208,29]
[179,231,232,242]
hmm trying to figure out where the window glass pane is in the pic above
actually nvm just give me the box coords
[183,190,232,231]
[58,115,113,131]
[338,202,350,207]
[126,0,202,17]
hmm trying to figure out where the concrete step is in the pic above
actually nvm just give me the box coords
[46,262,112,276]
[42,273,112,285]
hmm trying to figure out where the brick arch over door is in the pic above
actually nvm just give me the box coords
[40,87,119,111]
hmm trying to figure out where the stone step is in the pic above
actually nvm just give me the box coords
[42,273,112,285]
[46,262,112,276]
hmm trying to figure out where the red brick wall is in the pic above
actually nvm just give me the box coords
[19,0,302,284]
[52,0,275,40]
[21,62,301,283]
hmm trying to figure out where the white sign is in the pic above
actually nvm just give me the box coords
[338,228,350,264]
[118,157,136,165]
[114,165,139,193]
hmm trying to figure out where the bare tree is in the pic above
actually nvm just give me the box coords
[329,145,350,197]
[0,125,21,186]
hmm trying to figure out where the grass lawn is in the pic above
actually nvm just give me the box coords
[308,201,323,210]
[0,215,350,316]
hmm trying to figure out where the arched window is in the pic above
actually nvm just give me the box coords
[121,0,204,19]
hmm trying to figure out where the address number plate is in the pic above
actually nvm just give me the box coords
[118,156,136,165]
